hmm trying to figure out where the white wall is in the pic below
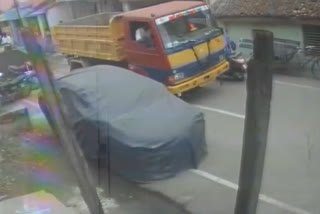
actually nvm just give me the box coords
[46,1,96,28]
[46,2,73,28]
[218,20,304,58]
[70,2,96,19]
[225,22,303,44]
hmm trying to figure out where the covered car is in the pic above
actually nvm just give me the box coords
[39,65,206,182]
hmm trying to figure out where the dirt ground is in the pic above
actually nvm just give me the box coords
[0,109,187,214]
[0,114,76,201]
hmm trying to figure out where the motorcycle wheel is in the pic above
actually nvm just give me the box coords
[311,59,320,80]
[235,72,245,81]
[218,72,245,81]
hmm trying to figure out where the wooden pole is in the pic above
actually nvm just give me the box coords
[21,29,104,214]
[234,30,274,214]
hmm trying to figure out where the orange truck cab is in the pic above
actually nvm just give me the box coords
[53,1,229,95]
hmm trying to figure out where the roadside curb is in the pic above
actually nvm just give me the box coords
[96,172,191,214]
[137,170,206,214]
[123,175,189,213]
[137,183,192,214]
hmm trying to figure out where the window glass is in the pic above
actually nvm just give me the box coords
[157,10,216,49]
[129,21,154,48]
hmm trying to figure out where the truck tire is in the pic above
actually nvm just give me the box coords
[70,61,84,71]
[69,59,90,72]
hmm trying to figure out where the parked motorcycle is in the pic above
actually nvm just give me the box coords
[0,62,38,105]
[218,52,247,81]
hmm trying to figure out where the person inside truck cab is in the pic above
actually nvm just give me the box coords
[135,24,153,48]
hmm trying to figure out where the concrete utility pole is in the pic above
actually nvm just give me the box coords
[13,0,22,20]
[13,0,25,26]
[21,29,105,214]
[234,30,274,214]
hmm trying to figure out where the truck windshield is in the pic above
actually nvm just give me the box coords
[156,7,217,50]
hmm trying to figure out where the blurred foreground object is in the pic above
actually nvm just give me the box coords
[21,28,104,214]
[0,190,78,214]
[235,30,274,214]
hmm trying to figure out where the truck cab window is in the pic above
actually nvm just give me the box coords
[157,10,216,49]
[130,21,154,48]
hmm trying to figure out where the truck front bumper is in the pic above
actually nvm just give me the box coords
[168,61,229,94]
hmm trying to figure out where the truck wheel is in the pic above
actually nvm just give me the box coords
[70,62,83,72]
[69,59,90,72]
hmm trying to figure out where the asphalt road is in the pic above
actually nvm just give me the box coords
[183,75,320,214]
[4,58,320,214]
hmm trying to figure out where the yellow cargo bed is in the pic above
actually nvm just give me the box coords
[52,12,126,62]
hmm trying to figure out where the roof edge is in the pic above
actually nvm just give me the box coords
[214,14,320,20]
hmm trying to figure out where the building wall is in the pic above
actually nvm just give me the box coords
[37,14,49,36]
[46,1,96,28]
[8,20,24,46]
[217,20,304,58]
[46,2,73,28]
[70,2,96,20]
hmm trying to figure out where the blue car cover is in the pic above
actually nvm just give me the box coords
[45,65,207,182]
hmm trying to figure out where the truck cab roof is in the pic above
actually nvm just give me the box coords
[122,1,206,20]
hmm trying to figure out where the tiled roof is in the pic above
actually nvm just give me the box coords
[210,0,320,19]
[123,1,205,19]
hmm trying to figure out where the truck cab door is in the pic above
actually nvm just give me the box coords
[124,20,170,84]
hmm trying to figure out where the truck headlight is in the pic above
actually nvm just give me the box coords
[174,73,185,81]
